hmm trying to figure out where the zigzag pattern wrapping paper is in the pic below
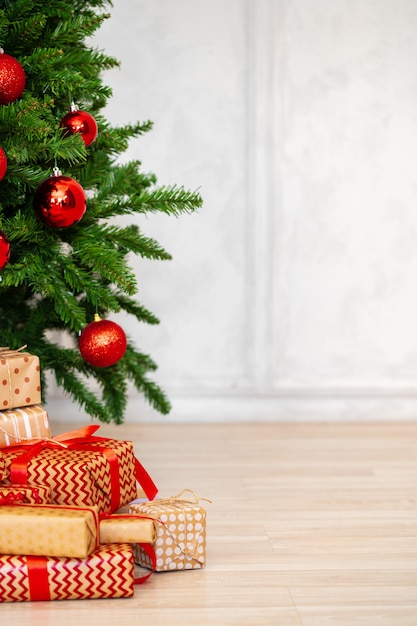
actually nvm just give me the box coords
[0,543,135,602]
[0,450,5,481]
[1,437,138,514]
[0,484,51,505]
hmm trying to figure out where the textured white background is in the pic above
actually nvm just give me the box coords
[48,0,417,422]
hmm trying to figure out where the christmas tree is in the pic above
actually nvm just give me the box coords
[0,0,202,424]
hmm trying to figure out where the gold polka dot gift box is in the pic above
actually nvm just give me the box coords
[0,347,41,411]
[0,503,99,558]
[129,490,209,572]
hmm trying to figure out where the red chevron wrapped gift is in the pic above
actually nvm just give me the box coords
[0,483,51,505]
[1,425,157,514]
[0,404,51,448]
[0,348,41,410]
[0,543,135,602]
[0,450,5,481]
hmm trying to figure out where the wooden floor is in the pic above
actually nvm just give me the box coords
[4,420,417,626]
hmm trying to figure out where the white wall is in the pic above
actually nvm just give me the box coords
[48,0,417,422]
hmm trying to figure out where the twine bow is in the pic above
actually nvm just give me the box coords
[0,345,27,356]
[136,489,211,565]
[139,489,212,510]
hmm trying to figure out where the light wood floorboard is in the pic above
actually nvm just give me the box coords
[4,420,417,626]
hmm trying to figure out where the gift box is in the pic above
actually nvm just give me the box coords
[0,543,135,602]
[0,348,41,410]
[0,404,51,448]
[0,504,99,558]
[2,425,157,514]
[0,450,5,481]
[100,514,156,544]
[130,490,208,571]
[0,483,51,505]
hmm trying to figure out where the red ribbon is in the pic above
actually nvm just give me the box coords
[27,556,50,601]
[135,544,156,584]
[6,425,157,512]
[134,456,158,502]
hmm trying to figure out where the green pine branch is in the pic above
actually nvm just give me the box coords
[0,0,202,423]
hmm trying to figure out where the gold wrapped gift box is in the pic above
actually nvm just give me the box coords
[0,349,41,410]
[0,504,99,558]
[0,504,157,559]
[100,514,156,544]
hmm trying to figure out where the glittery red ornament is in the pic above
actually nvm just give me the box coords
[79,315,127,368]
[0,230,11,270]
[60,103,98,147]
[0,50,26,105]
[0,146,7,181]
[34,167,87,228]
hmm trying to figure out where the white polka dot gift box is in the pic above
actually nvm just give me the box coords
[129,490,210,571]
[0,347,41,411]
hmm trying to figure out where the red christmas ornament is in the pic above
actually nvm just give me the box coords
[0,230,11,270]
[34,167,87,228]
[79,314,127,368]
[0,50,26,105]
[0,146,7,181]
[60,103,98,147]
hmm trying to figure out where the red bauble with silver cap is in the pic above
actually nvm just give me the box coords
[34,167,87,229]
[60,102,98,147]
[79,314,127,368]
[0,49,26,105]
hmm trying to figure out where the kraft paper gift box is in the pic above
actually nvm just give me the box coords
[0,483,52,505]
[0,404,51,448]
[1,425,157,514]
[0,504,99,558]
[129,490,208,571]
[0,348,41,410]
[99,514,156,544]
[0,543,135,602]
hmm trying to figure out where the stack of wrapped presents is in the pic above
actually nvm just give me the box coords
[0,347,208,602]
